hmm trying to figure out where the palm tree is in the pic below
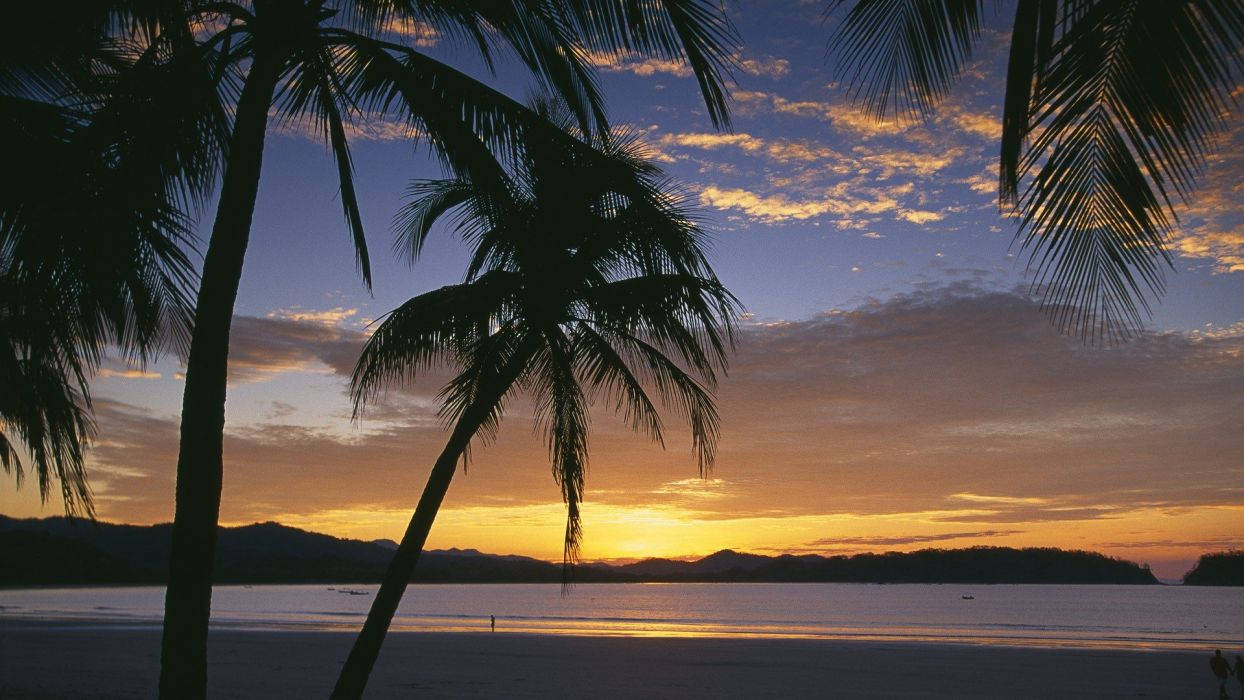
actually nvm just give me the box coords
[829,0,1244,341]
[0,4,225,514]
[331,114,738,698]
[130,2,737,695]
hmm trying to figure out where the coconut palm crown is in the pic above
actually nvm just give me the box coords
[1,4,225,513]
[334,112,738,697]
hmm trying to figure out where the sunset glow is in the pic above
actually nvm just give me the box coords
[4,1,1242,586]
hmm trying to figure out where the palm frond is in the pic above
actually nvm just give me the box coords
[436,326,536,453]
[830,0,1244,341]
[999,0,1056,202]
[393,179,490,265]
[571,323,665,448]
[317,43,373,288]
[0,429,21,476]
[328,31,524,189]
[560,0,740,129]
[0,318,97,515]
[584,274,738,373]
[528,329,591,574]
[349,272,521,414]
[1015,0,1244,339]
[829,0,985,118]
[592,324,721,473]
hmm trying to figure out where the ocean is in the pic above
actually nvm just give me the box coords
[2,583,1240,650]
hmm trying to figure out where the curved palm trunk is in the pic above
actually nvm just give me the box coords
[158,52,280,700]
[330,418,477,699]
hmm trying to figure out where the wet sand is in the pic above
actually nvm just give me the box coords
[0,619,1217,698]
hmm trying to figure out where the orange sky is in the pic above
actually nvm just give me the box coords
[4,287,1241,580]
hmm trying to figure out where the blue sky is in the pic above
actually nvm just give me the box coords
[230,1,1244,330]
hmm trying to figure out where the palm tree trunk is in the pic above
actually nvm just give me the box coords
[158,51,281,700]
[330,416,478,700]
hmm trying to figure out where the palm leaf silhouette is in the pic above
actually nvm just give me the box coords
[829,0,1244,340]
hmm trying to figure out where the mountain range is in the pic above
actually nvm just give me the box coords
[0,515,1175,585]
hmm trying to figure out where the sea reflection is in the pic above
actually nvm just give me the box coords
[2,582,1241,651]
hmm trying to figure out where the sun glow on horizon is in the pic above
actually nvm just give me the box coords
[248,500,1244,580]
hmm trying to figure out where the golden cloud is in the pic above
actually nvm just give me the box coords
[381,18,440,47]
[98,368,162,380]
[586,51,692,78]
[738,56,790,78]
[697,185,899,223]
[897,209,945,224]
[266,307,359,326]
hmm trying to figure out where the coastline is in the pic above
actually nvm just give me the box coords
[0,620,1216,698]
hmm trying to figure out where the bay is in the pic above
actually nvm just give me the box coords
[2,583,1240,650]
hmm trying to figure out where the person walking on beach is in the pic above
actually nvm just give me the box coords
[1234,655,1244,697]
[1211,650,1231,699]
[490,615,495,632]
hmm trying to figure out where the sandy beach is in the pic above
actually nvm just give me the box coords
[0,619,1219,698]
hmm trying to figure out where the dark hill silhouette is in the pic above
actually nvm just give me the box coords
[618,549,772,577]
[0,515,1159,585]
[1182,550,1244,585]
[0,516,625,585]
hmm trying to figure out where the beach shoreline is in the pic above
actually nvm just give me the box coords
[0,619,1219,698]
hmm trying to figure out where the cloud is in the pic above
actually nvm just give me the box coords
[948,493,1049,505]
[652,478,735,500]
[698,185,900,223]
[266,307,359,327]
[658,131,839,164]
[587,51,691,78]
[661,132,766,152]
[732,90,770,103]
[1095,537,1243,550]
[588,51,788,81]
[738,56,790,78]
[72,287,1244,577]
[381,18,440,47]
[897,209,945,224]
[959,172,996,195]
[226,314,365,382]
[98,368,161,380]
[806,530,1024,547]
[271,111,417,143]
[649,126,972,228]
[709,286,1244,524]
[771,95,907,137]
[939,103,1002,141]
[855,146,960,176]
[1173,227,1244,273]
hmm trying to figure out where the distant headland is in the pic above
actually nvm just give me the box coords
[0,515,1202,586]
[1181,550,1244,586]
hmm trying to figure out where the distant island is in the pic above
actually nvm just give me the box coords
[0,515,1160,585]
[1182,550,1244,586]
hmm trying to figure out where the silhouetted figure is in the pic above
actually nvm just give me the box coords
[1211,650,1231,699]
[1235,656,1244,696]
[490,615,495,632]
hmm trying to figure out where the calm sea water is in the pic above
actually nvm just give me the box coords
[2,583,1241,650]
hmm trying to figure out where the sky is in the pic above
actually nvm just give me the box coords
[4,2,1243,580]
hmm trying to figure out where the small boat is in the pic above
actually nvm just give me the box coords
[961,595,975,600]
[341,589,371,596]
